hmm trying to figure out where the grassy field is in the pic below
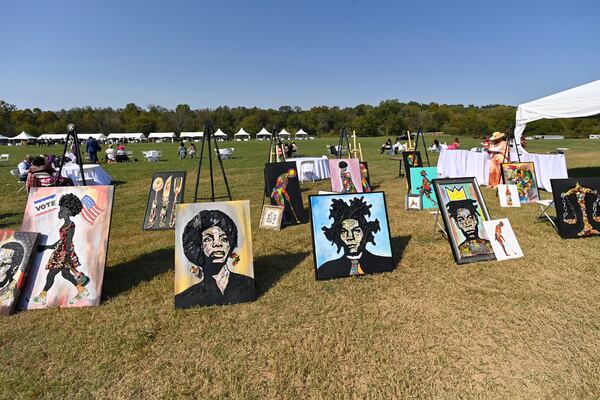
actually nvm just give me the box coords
[1,135,600,399]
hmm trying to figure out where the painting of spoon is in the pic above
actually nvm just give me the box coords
[159,175,172,227]
[169,176,184,227]
[147,176,164,228]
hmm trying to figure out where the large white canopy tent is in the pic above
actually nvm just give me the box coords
[107,132,146,141]
[148,132,176,142]
[214,129,228,141]
[234,128,251,141]
[180,132,204,140]
[295,129,309,139]
[10,131,36,140]
[278,129,291,139]
[514,79,600,149]
[38,133,68,141]
[84,133,107,141]
[256,127,272,141]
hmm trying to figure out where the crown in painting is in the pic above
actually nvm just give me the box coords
[445,186,467,201]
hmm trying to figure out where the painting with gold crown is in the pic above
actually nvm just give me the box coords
[432,177,496,264]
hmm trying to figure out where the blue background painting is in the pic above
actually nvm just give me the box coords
[410,167,439,209]
[310,193,392,269]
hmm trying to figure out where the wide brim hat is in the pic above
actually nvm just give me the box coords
[490,131,506,141]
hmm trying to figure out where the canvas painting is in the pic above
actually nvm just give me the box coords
[309,192,394,280]
[259,205,284,230]
[19,186,114,309]
[550,178,600,239]
[482,219,523,261]
[264,162,306,225]
[432,177,496,264]
[409,167,439,209]
[0,230,39,315]
[359,161,371,192]
[497,184,520,208]
[501,162,539,204]
[328,158,363,193]
[402,151,422,189]
[143,171,186,230]
[174,200,255,308]
[405,194,422,211]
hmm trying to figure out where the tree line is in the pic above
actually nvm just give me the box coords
[2,99,599,138]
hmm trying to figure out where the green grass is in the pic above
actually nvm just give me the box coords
[1,136,600,399]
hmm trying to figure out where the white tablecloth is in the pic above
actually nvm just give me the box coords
[437,149,567,191]
[61,164,113,186]
[287,157,330,182]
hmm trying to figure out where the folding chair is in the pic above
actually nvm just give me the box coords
[10,169,26,194]
[536,199,558,231]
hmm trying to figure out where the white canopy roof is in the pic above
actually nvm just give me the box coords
[38,133,68,140]
[256,127,272,137]
[148,132,176,139]
[515,80,600,149]
[10,131,36,140]
[107,132,146,140]
[180,131,204,138]
[234,128,251,137]
[278,129,291,137]
[295,129,309,136]
[0,134,9,140]
[214,129,227,137]
[84,133,107,140]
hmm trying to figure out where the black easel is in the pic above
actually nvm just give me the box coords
[56,123,86,186]
[337,127,351,159]
[192,122,232,202]
[412,128,431,167]
[267,127,286,163]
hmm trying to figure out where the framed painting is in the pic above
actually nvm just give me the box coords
[482,219,523,261]
[409,167,439,209]
[174,200,255,308]
[143,171,186,230]
[405,194,422,211]
[0,230,39,315]
[328,158,363,193]
[359,161,371,192]
[432,177,496,264]
[497,184,520,208]
[550,178,600,239]
[18,186,114,310]
[402,151,422,189]
[309,192,394,280]
[501,162,539,204]
[264,162,306,225]
[259,205,284,230]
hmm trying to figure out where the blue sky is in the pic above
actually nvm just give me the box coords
[1,0,598,110]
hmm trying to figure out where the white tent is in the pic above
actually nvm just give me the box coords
[180,132,204,140]
[10,131,36,140]
[38,133,67,141]
[234,128,251,141]
[0,134,9,140]
[214,129,228,141]
[515,80,600,149]
[256,127,272,141]
[107,132,146,141]
[278,129,291,139]
[294,129,309,139]
[84,133,107,141]
[148,132,176,142]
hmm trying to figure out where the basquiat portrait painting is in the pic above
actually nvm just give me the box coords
[309,192,394,280]
[551,178,600,239]
[328,159,363,194]
[501,162,539,204]
[264,162,307,225]
[0,231,39,315]
[174,201,255,308]
[19,186,114,309]
[409,167,439,209]
[433,177,495,264]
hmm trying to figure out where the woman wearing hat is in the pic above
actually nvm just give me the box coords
[487,131,508,188]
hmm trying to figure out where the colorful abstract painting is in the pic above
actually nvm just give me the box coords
[359,161,371,192]
[264,162,306,225]
[309,192,394,280]
[432,177,496,264]
[497,184,521,208]
[482,219,523,261]
[551,178,600,239]
[501,162,539,204]
[402,151,422,189]
[19,186,114,310]
[174,200,255,308]
[0,230,39,315]
[328,158,363,193]
[409,167,439,209]
[143,171,186,230]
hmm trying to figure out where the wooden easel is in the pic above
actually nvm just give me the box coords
[349,130,363,161]
[56,123,86,186]
[192,122,232,202]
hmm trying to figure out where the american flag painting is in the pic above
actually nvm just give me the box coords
[80,195,104,225]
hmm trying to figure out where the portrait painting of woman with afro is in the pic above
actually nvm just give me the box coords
[328,159,363,194]
[0,231,39,315]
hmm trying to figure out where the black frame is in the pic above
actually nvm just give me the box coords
[142,171,187,230]
[550,178,600,239]
[308,191,395,280]
[500,162,540,204]
[264,162,307,225]
[402,151,423,189]
[432,177,496,264]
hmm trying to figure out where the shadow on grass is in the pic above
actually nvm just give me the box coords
[111,180,127,187]
[102,247,173,300]
[567,166,600,178]
[391,235,412,267]
[254,250,309,299]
